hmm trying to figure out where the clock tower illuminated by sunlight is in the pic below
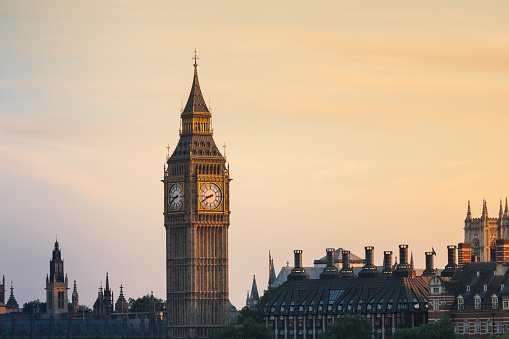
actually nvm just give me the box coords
[163,52,230,339]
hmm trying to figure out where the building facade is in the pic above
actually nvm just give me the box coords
[464,199,509,261]
[428,239,509,337]
[265,246,433,339]
[164,53,230,338]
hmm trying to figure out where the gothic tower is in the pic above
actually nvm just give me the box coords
[164,53,230,339]
[45,240,69,316]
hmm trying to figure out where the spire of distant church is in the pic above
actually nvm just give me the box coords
[268,251,276,287]
[410,251,414,270]
[505,197,509,218]
[250,275,259,301]
[182,49,210,116]
[500,199,504,219]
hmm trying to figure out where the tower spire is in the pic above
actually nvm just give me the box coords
[182,50,210,116]
[467,200,472,221]
[482,199,488,218]
[500,198,504,219]
[505,197,508,218]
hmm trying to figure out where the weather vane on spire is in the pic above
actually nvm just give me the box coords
[193,49,199,66]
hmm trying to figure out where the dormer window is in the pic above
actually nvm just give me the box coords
[484,285,488,291]
[457,296,464,310]
[467,285,471,291]
[492,295,499,309]
[502,284,505,291]
[477,271,481,276]
[475,295,481,310]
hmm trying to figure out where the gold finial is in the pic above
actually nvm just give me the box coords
[223,142,227,160]
[193,49,199,66]
[166,144,171,161]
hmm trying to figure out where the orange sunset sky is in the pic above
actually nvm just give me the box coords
[1,1,509,309]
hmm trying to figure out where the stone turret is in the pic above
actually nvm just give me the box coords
[71,280,79,315]
[6,282,18,312]
[46,239,68,316]
[115,283,129,313]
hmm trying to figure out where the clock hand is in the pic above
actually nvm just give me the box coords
[170,195,179,203]
[201,194,213,202]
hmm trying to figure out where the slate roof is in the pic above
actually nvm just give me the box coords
[182,63,210,116]
[443,262,509,307]
[266,275,432,316]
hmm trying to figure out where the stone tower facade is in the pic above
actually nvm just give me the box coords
[164,54,230,339]
[464,199,509,261]
[45,240,68,316]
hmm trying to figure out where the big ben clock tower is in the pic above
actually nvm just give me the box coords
[164,52,230,339]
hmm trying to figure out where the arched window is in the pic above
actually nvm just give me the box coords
[475,320,481,334]
[464,320,470,334]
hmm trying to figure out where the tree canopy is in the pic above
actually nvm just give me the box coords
[392,317,456,339]
[22,300,46,314]
[319,314,373,339]
[128,294,165,312]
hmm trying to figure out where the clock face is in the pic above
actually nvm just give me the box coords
[169,183,183,210]
[200,183,222,210]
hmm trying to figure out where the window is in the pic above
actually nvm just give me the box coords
[466,285,470,291]
[502,284,505,291]
[464,321,470,334]
[433,299,439,311]
[493,295,499,309]
[475,296,481,309]
[505,301,509,309]
[475,320,481,334]
[484,285,488,291]
[433,287,439,293]
[454,323,459,334]
[457,297,464,310]
[488,321,493,334]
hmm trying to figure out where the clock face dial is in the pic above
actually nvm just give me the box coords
[200,183,222,210]
[169,183,183,210]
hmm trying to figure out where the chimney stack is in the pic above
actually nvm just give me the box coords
[496,239,509,265]
[441,245,458,277]
[393,245,415,278]
[422,252,436,276]
[458,243,472,268]
[287,250,310,281]
[358,246,380,278]
[339,250,356,278]
[320,248,340,279]
[382,251,393,275]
